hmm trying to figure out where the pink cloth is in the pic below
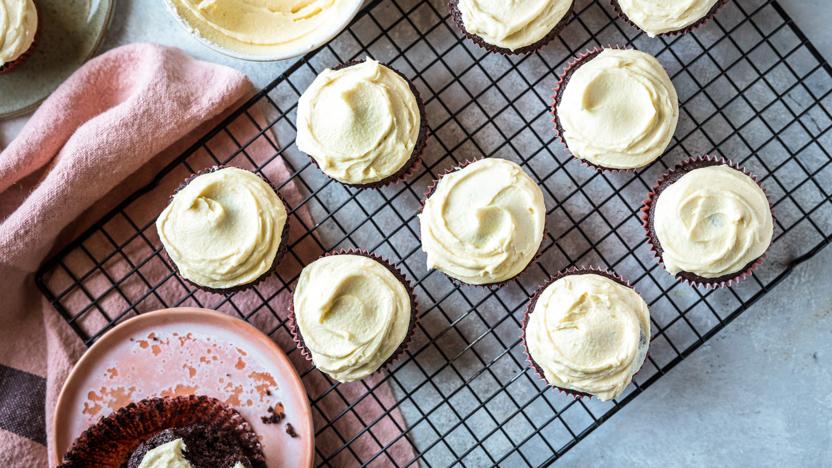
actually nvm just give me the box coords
[0,43,414,467]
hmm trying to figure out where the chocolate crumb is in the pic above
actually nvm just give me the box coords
[286,423,297,438]
[261,403,286,425]
[266,389,272,396]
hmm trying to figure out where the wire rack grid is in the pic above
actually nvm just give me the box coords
[36,0,832,466]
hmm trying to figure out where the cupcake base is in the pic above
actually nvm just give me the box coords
[521,266,640,399]
[59,395,265,468]
[641,155,770,289]
[161,165,290,295]
[448,0,573,55]
[286,249,418,382]
[610,0,728,38]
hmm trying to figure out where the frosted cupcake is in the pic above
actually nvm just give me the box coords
[420,158,546,286]
[553,48,679,170]
[0,0,38,74]
[296,58,425,187]
[613,0,726,37]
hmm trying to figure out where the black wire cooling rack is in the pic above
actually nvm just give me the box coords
[37,0,832,465]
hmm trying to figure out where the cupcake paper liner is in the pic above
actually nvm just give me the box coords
[551,45,648,174]
[420,158,547,290]
[160,165,290,295]
[448,0,574,56]
[59,395,265,468]
[302,60,428,189]
[521,266,642,399]
[640,155,772,289]
[610,0,728,38]
[286,249,418,382]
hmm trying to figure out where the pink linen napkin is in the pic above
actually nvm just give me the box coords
[0,42,414,468]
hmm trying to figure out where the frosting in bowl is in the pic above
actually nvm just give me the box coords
[617,0,720,37]
[525,273,650,401]
[557,49,678,169]
[653,164,773,278]
[419,158,546,285]
[293,254,411,383]
[0,0,37,67]
[138,438,191,468]
[456,0,572,51]
[166,0,362,59]
[156,167,287,290]
[296,58,420,185]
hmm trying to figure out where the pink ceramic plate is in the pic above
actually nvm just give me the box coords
[51,308,313,467]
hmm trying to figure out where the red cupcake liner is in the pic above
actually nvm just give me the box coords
[419,158,548,290]
[302,61,427,189]
[640,155,773,289]
[610,0,729,38]
[521,266,646,400]
[160,165,290,295]
[447,0,574,56]
[0,6,38,75]
[59,395,264,468]
[286,249,418,382]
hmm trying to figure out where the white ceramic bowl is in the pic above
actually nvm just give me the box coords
[164,0,365,62]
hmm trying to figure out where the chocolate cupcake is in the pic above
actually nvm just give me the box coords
[287,250,417,383]
[552,47,679,171]
[156,166,289,293]
[522,268,651,401]
[295,58,426,188]
[60,395,265,468]
[419,158,546,287]
[642,156,774,288]
[448,0,573,55]
[0,0,38,74]
[611,0,727,38]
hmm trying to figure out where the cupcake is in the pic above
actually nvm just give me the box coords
[419,158,546,286]
[0,0,38,74]
[60,395,265,468]
[156,167,288,292]
[289,251,415,383]
[449,0,573,55]
[553,48,679,171]
[643,157,774,288]
[295,58,425,187]
[522,269,650,400]
[612,0,726,38]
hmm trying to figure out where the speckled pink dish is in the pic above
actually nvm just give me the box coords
[51,308,313,468]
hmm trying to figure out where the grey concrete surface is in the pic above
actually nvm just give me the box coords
[1,1,831,466]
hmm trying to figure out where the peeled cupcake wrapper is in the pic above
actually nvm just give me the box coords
[286,248,418,382]
[609,0,728,38]
[447,0,574,56]
[521,266,642,400]
[160,165,290,295]
[59,395,265,468]
[301,60,427,189]
[640,155,773,289]
[419,158,548,290]
[551,45,651,174]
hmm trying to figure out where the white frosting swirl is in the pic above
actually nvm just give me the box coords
[618,0,720,37]
[139,438,192,468]
[294,255,411,383]
[526,273,650,401]
[457,0,572,51]
[0,0,37,67]
[654,164,773,278]
[557,49,678,169]
[419,158,546,285]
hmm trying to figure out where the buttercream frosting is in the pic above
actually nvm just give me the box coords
[0,0,37,67]
[617,0,719,37]
[156,167,287,290]
[653,164,773,278]
[296,58,420,185]
[166,0,362,58]
[526,273,650,401]
[139,438,192,468]
[294,254,411,383]
[557,48,678,169]
[419,158,545,285]
[457,0,572,51]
